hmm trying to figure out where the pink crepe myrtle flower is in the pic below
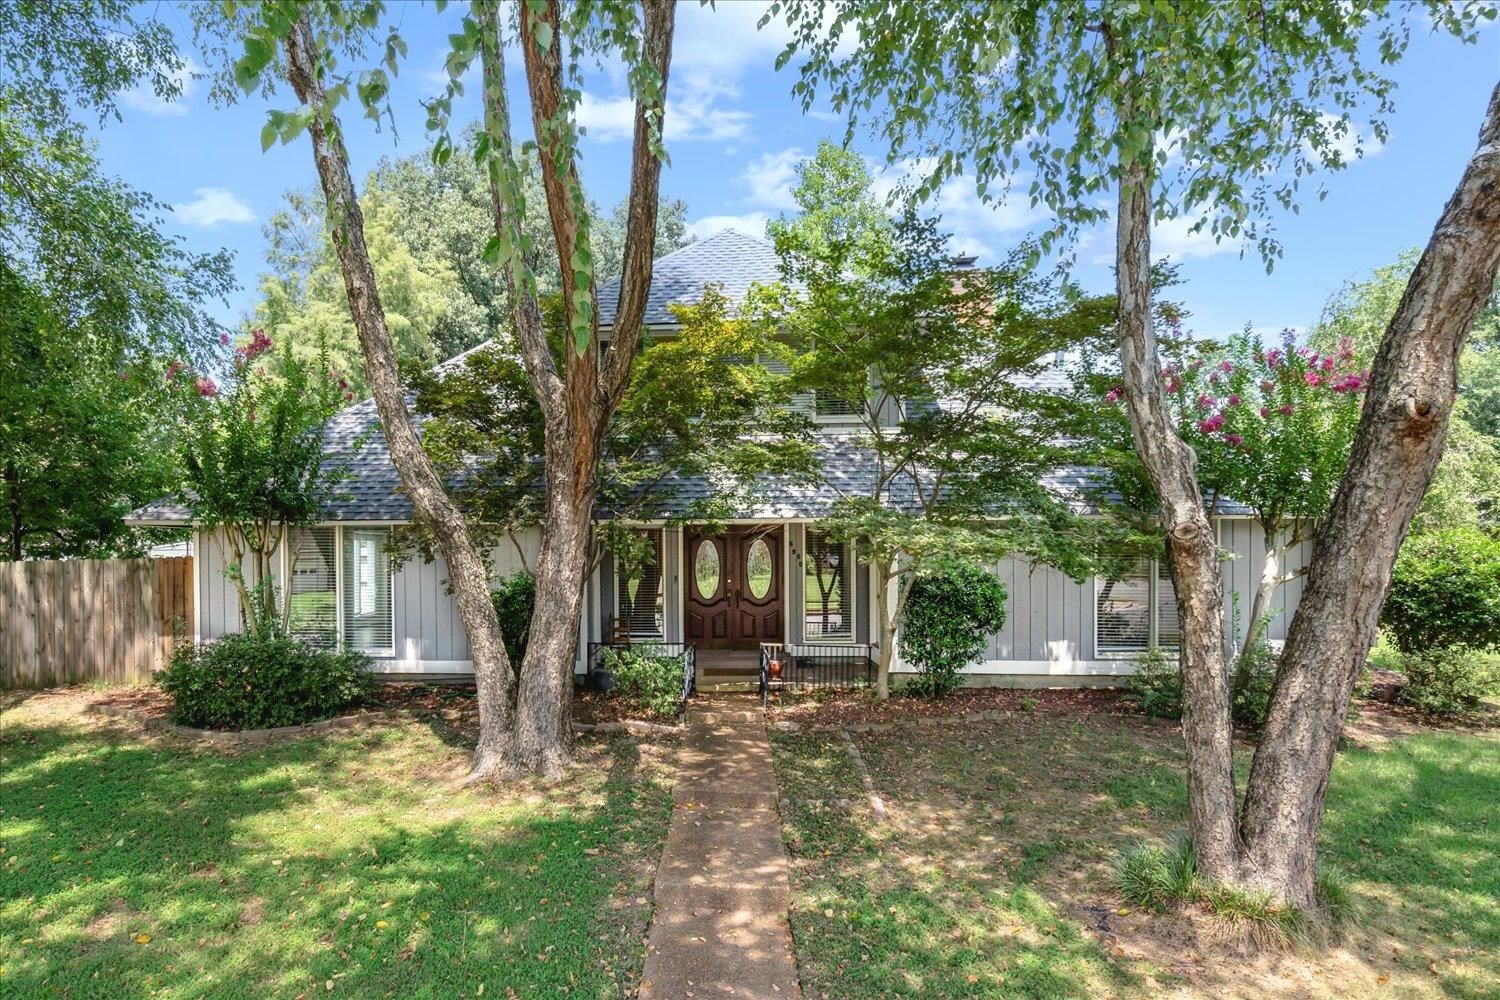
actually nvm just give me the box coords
[165,360,186,380]
[1218,359,1234,373]
[1198,413,1226,433]
[1166,378,1181,393]
[1189,358,1206,370]
[1265,350,1282,369]
[1223,433,1243,446]
[244,328,272,360]
[1298,346,1313,358]
[1104,386,1123,404]
[119,370,130,381]
[1161,362,1179,377]
[1208,372,1222,385]
[337,377,349,390]
[194,376,218,398]
[1279,404,1295,416]
[1196,393,1215,411]
[1227,394,1242,406]
[1305,372,1322,387]
[219,332,231,346]
[1321,356,1336,372]
[1259,406,1271,418]
[1260,379,1275,392]
[343,391,355,402]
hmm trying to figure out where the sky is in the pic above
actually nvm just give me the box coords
[93,2,1500,342]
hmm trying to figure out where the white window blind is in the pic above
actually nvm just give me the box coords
[1096,556,1179,653]
[342,528,394,654]
[287,527,338,649]
[804,529,852,640]
[617,530,664,639]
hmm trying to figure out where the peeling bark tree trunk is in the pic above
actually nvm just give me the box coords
[1237,81,1500,908]
[283,13,516,782]
[1233,523,1305,683]
[1114,154,1243,885]
[474,0,676,777]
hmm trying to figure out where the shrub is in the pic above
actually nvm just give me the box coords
[899,563,1007,699]
[491,571,536,669]
[1112,831,1197,911]
[1124,647,1182,719]
[1232,644,1279,729]
[1398,645,1500,716]
[160,632,374,730]
[1383,527,1500,653]
[603,644,684,719]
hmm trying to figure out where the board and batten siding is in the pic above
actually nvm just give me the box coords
[194,525,562,675]
[888,515,1315,684]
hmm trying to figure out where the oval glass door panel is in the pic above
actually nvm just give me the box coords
[694,540,721,600]
[746,539,773,599]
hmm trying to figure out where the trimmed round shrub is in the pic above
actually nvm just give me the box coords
[899,563,1007,699]
[491,571,536,670]
[1398,646,1500,717]
[1383,528,1500,653]
[1125,647,1182,719]
[160,633,374,730]
[603,645,684,718]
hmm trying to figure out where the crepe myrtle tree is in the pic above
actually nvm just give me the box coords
[172,330,355,638]
[1103,329,1369,682]
[216,0,678,778]
[771,0,1500,906]
[750,144,1125,698]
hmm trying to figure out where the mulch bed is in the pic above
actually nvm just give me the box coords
[766,686,1138,728]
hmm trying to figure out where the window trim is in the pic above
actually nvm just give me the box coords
[801,527,857,644]
[1093,557,1178,659]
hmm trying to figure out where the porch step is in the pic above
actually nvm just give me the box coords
[697,681,761,694]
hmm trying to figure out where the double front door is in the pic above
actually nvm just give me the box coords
[684,526,783,647]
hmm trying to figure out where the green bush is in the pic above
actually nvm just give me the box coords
[1398,645,1500,716]
[491,571,536,669]
[1124,647,1182,719]
[603,644,684,719]
[1232,644,1279,729]
[160,632,374,730]
[1383,527,1500,653]
[899,563,1007,699]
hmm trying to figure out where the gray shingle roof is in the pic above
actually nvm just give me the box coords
[596,229,786,329]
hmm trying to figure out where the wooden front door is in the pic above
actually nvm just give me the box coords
[684,526,783,647]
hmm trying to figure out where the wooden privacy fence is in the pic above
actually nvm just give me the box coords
[0,557,192,689]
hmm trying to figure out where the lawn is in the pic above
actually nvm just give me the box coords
[0,690,677,998]
[772,710,1499,999]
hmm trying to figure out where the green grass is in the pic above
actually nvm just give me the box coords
[774,713,1500,998]
[0,695,676,998]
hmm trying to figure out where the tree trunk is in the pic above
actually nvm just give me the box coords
[1237,80,1500,908]
[6,460,22,561]
[873,565,894,699]
[1114,154,1243,885]
[473,0,675,776]
[283,13,516,783]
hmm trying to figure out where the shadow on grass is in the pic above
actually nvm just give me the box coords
[0,714,674,999]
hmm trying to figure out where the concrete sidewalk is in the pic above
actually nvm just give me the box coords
[639,696,801,999]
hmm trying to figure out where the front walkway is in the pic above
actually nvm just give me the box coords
[640,695,802,998]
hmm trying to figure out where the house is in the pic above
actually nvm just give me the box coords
[128,230,1311,688]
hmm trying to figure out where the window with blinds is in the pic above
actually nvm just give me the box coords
[343,528,394,655]
[814,391,859,418]
[288,527,338,649]
[1096,556,1179,653]
[804,529,852,640]
[617,529,664,639]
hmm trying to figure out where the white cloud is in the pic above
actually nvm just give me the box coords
[686,212,772,242]
[174,188,256,228]
[576,87,752,143]
[1303,111,1384,166]
[1081,211,1242,266]
[743,147,805,210]
[868,158,1051,263]
[119,58,199,117]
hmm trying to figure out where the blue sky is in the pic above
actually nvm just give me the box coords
[95,2,1499,341]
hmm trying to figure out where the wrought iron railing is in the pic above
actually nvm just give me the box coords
[759,643,876,706]
[586,641,697,710]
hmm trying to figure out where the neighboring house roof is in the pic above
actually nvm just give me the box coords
[597,229,788,329]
